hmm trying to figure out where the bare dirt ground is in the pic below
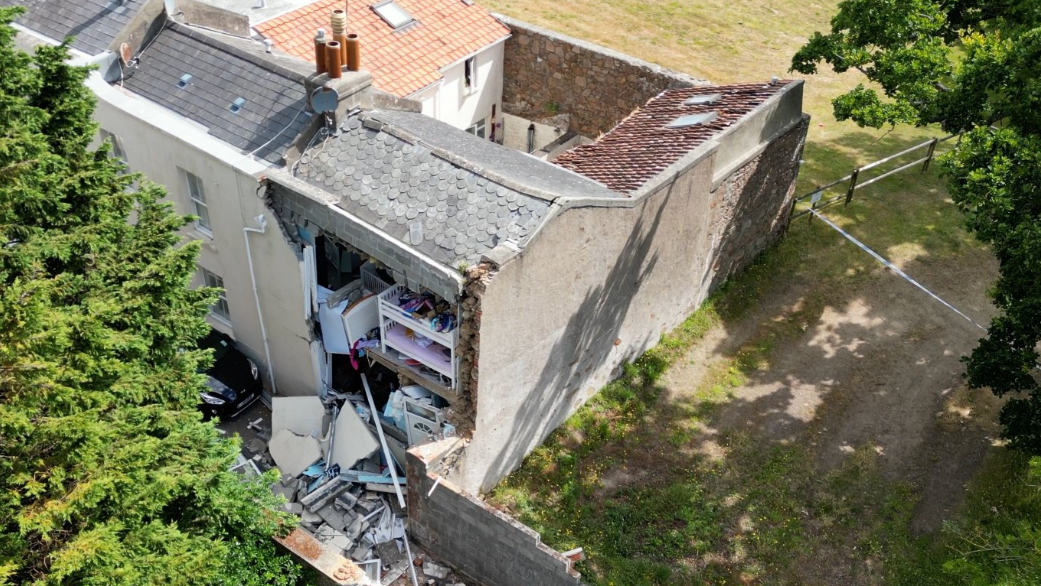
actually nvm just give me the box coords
[663,244,1003,535]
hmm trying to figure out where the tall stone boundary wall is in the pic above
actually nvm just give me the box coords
[705,115,811,290]
[499,15,705,138]
[406,440,583,586]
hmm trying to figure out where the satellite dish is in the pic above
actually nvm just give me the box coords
[119,42,133,64]
[310,87,339,114]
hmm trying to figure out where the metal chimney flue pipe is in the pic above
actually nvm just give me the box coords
[346,33,360,72]
[325,41,343,78]
[314,28,328,74]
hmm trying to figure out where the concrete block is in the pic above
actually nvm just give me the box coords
[314,524,353,553]
[317,503,350,531]
[423,561,449,580]
[373,540,403,566]
[349,544,372,562]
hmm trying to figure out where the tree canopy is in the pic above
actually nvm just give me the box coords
[0,8,300,585]
[792,0,1041,453]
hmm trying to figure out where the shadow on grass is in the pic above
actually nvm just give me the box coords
[489,163,1000,585]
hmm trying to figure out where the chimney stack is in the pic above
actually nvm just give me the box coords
[325,41,343,78]
[330,10,348,72]
[346,33,360,72]
[314,28,328,75]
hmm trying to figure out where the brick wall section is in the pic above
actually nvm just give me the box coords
[499,15,705,138]
[706,115,810,289]
[406,440,583,586]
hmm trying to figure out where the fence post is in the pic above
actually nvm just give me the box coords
[844,168,860,206]
[784,197,798,234]
[921,138,939,172]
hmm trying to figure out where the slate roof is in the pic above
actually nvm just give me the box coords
[370,109,619,200]
[0,0,146,55]
[293,112,553,266]
[121,22,312,165]
[554,82,791,194]
[255,0,510,97]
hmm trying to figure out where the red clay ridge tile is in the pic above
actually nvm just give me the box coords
[554,82,792,195]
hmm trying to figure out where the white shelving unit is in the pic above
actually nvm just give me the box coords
[376,285,459,391]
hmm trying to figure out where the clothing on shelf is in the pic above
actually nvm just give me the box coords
[396,290,457,333]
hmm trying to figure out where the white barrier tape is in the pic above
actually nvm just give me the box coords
[809,208,986,331]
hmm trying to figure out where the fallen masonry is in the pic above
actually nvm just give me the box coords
[247,375,469,586]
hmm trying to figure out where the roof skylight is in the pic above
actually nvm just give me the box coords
[666,111,719,128]
[683,93,722,106]
[372,0,414,29]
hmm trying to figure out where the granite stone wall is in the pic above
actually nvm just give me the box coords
[499,15,705,138]
[705,116,811,288]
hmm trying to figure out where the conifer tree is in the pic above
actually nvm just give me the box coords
[0,8,300,584]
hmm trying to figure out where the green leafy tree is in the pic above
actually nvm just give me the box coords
[791,0,1041,453]
[0,8,300,585]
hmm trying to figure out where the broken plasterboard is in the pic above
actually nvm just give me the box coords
[269,429,322,477]
[272,396,326,438]
[329,406,380,471]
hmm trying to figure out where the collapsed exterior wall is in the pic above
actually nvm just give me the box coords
[460,113,810,493]
[499,15,705,138]
[452,262,496,435]
[407,439,583,586]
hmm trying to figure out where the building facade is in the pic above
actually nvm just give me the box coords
[255,0,510,135]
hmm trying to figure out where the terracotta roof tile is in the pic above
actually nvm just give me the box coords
[554,82,791,194]
[256,0,510,97]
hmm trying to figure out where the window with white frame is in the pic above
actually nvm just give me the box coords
[185,171,212,234]
[201,268,230,321]
[463,56,477,92]
[465,119,486,139]
[99,129,126,162]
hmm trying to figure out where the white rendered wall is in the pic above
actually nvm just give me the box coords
[413,40,505,132]
[87,74,319,397]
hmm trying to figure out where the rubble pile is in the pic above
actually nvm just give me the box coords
[249,377,466,586]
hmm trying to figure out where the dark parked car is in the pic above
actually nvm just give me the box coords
[198,330,262,420]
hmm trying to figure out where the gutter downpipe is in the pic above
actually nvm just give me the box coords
[243,215,278,394]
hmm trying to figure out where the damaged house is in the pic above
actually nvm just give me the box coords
[7,0,808,584]
[266,75,807,496]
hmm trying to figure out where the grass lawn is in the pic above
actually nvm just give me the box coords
[481,1,1037,585]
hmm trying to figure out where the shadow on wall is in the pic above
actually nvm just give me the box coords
[483,135,1004,583]
[472,118,810,492]
[701,116,809,295]
[475,185,675,491]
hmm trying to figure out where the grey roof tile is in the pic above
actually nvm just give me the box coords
[121,23,310,165]
[294,112,554,267]
[0,0,146,55]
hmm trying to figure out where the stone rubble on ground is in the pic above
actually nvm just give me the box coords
[248,396,466,586]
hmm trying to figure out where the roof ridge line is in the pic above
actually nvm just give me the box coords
[359,111,568,203]
[165,20,310,84]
